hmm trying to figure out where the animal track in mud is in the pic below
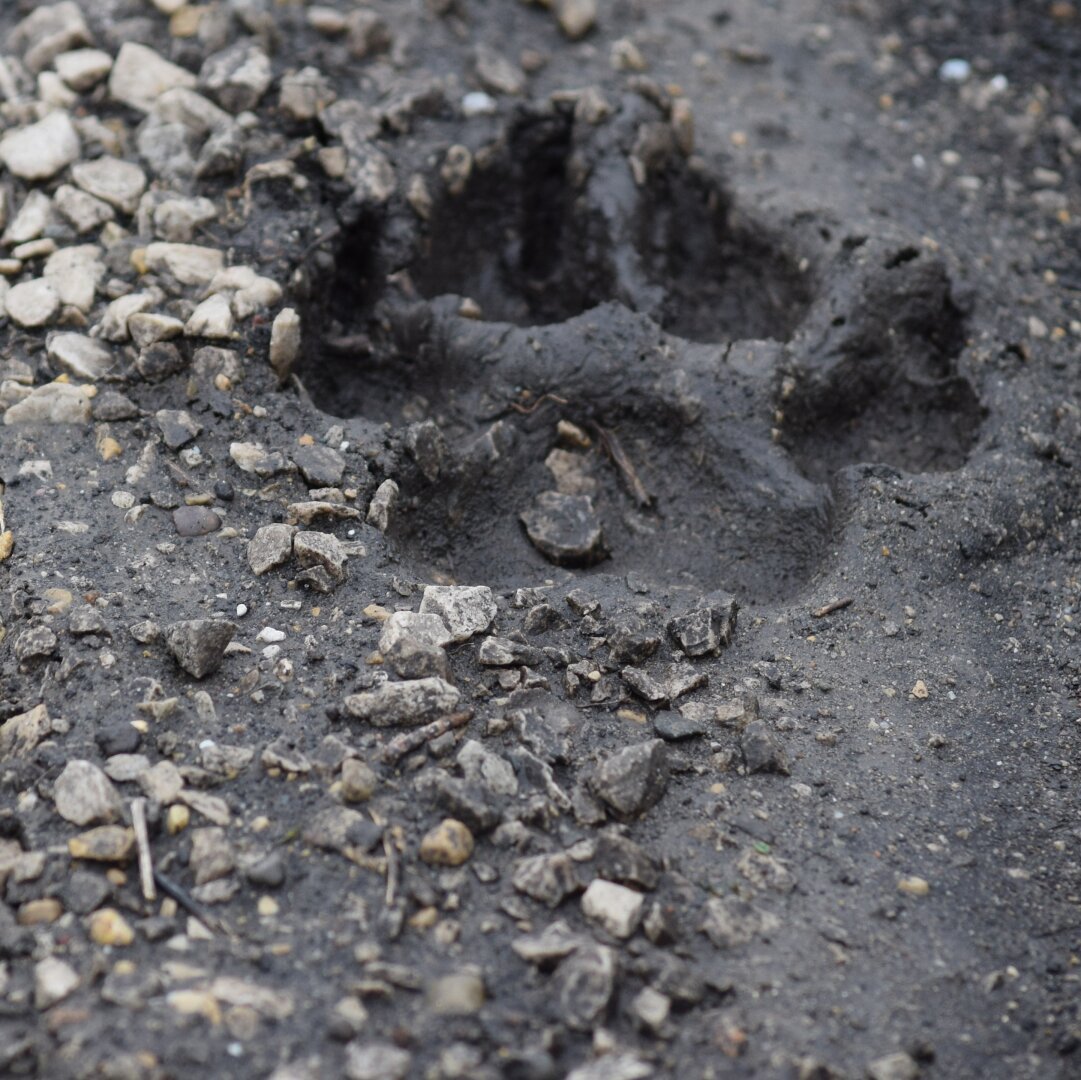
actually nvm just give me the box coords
[298,107,983,603]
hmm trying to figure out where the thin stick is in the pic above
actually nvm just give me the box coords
[377,709,473,766]
[383,832,400,908]
[812,597,854,619]
[153,869,215,934]
[591,422,652,508]
[131,798,156,903]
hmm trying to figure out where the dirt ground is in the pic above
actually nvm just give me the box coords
[1,1,1080,1078]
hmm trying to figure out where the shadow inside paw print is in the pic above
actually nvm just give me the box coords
[297,102,983,603]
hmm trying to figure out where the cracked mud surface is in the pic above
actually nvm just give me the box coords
[1,2,1080,1079]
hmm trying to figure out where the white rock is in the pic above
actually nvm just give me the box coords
[378,611,451,654]
[256,626,286,644]
[54,48,112,91]
[43,244,104,312]
[2,191,53,246]
[128,312,185,347]
[4,381,92,425]
[38,71,78,109]
[109,42,196,113]
[199,42,272,113]
[581,878,645,939]
[144,242,225,287]
[152,86,231,136]
[71,158,147,214]
[53,759,123,825]
[34,957,80,1011]
[53,183,114,234]
[419,585,497,643]
[11,3,92,74]
[185,293,234,338]
[98,293,156,342]
[0,111,80,180]
[269,307,300,381]
[152,196,217,242]
[367,479,398,532]
[462,91,498,117]
[6,279,59,328]
[208,266,282,318]
[47,333,118,380]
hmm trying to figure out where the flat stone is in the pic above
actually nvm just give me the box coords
[512,920,587,965]
[590,740,668,818]
[581,878,645,939]
[566,1055,653,1080]
[418,585,496,643]
[378,611,450,654]
[109,42,197,113]
[0,111,80,180]
[4,381,92,425]
[6,279,59,328]
[505,688,577,764]
[71,158,146,215]
[152,87,231,136]
[47,333,118,381]
[53,760,123,826]
[699,896,779,948]
[138,760,183,804]
[303,806,380,855]
[230,441,291,477]
[34,957,80,1010]
[55,47,112,91]
[3,191,54,245]
[190,826,235,885]
[344,1043,411,1080]
[68,825,135,863]
[199,41,272,113]
[54,183,114,234]
[164,619,237,678]
[521,491,607,566]
[512,853,579,907]
[293,443,345,488]
[156,409,202,449]
[248,524,295,574]
[153,196,218,243]
[457,740,518,798]
[144,243,225,287]
[419,819,474,867]
[343,677,460,727]
[43,244,104,313]
[128,313,184,348]
[653,709,706,741]
[477,636,545,667]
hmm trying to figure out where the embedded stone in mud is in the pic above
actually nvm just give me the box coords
[520,491,608,567]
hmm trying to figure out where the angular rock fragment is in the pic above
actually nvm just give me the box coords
[557,942,616,1030]
[590,740,668,818]
[418,585,496,643]
[699,896,779,948]
[520,491,607,566]
[383,637,449,681]
[740,720,790,775]
[199,42,272,113]
[378,611,449,654]
[294,531,347,583]
[109,42,197,113]
[512,853,580,907]
[343,677,460,727]
[53,760,122,826]
[71,158,147,215]
[47,334,117,381]
[667,592,738,657]
[293,443,345,488]
[164,619,237,679]
[0,704,52,759]
[367,479,398,532]
[0,112,80,180]
[581,879,645,939]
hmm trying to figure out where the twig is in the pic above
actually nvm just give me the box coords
[299,224,341,261]
[811,597,854,619]
[590,422,652,508]
[383,832,400,909]
[377,709,473,766]
[153,869,216,934]
[130,798,156,903]
[508,392,569,415]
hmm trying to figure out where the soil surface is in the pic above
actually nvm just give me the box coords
[0,2,1080,1079]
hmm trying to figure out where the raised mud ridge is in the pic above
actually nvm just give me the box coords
[299,98,983,604]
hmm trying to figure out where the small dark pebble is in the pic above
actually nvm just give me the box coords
[653,710,706,741]
[96,722,142,755]
[245,851,286,889]
[173,506,222,537]
[214,480,234,501]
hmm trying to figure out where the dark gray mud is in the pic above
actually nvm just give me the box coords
[1,2,1080,1080]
